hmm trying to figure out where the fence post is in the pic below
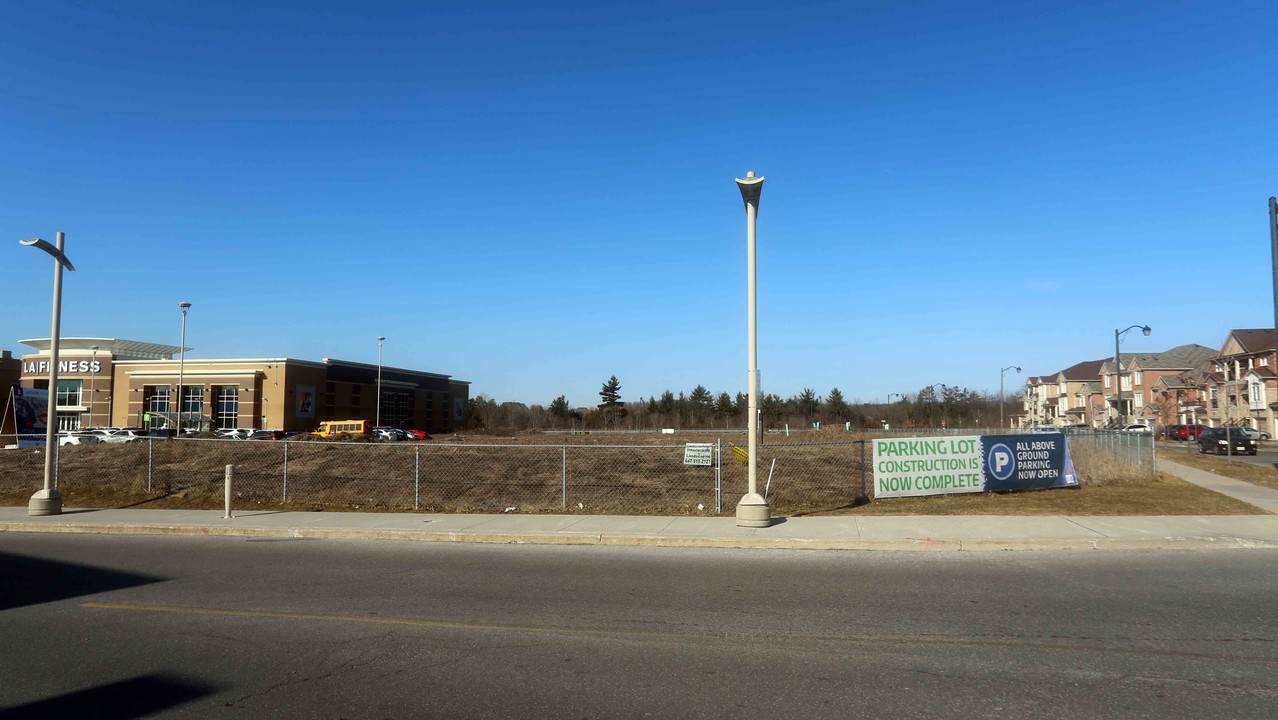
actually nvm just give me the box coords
[716,438,722,514]
[54,440,60,490]
[561,446,567,510]
[147,438,153,493]
[415,445,420,510]
[224,464,234,519]
[859,440,867,501]
[282,440,289,502]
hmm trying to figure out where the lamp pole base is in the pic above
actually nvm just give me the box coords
[735,492,771,527]
[28,488,63,516]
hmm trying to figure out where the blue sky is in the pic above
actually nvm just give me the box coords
[3,1,1275,408]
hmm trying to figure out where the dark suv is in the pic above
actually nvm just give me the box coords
[1197,427,1257,455]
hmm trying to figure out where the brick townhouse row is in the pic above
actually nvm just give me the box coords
[1015,329,1278,435]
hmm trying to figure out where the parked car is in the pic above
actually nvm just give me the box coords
[215,428,253,440]
[1197,427,1258,455]
[372,427,410,442]
[1167,424,1207,441]
[403,428,430,441]
[246,430,286,441]
[1232,427,1271,441]
[1120,424,1153,434]
[87,428,147,444]
[57,431,101,447]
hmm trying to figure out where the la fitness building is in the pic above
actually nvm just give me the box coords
[10,338,469,434]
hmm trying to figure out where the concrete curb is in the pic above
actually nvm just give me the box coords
[4,520,1278,552]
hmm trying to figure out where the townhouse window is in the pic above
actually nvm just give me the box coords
[1121,376,1132,392]
[1262,357,1270,367]
[1104,375,1111,389]
[1133,371,1142,386]
[1251,382,1266,410]
[1134,392,1144,410]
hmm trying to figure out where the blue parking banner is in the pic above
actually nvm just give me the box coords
[980,433,1079,492]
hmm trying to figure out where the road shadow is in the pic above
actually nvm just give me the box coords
[0,552,164,611]
[0,673,218,720]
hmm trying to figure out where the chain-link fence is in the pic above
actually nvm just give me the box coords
[0,429,1149,514]
[1063,430,1156,470]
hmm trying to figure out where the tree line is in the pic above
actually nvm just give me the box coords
[465,377,1020,432]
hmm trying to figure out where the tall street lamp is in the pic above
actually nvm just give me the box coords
[21,232,75,516]
[178,302,191,433]
[89,345,99,428]
[376,336,385,427]
[1000,365,1021,429]
[1114,324,1152,427]
[736,170,769,528]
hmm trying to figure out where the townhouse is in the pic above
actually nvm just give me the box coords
[1200,329,1278,434]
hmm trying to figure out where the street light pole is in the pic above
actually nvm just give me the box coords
[376,336,385,427]
[1114,324,1152,427]
[1000,365,1021,429]
[177,302,191,433]
[21,232,75,516]
[736,170,769,528]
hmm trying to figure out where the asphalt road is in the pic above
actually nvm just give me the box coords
[2,535,1276,719]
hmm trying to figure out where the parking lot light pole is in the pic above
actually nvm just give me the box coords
[21,232,75,516]
[736,170,770,528]
[89,345,99,427]
[376,336,385,427]
[1114,324,1151,427]
[177,302,191,433]
[1000,365,1021,429]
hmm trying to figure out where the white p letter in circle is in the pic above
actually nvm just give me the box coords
[988,443,1015,481]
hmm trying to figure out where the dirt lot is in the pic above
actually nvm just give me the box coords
[0,431,1264,516]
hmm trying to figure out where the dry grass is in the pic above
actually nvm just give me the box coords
[0,431,1266,516]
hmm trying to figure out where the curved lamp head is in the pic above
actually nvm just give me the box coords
[1141,325,1152,336]
[735,170,764,207]
[19,238,75,271]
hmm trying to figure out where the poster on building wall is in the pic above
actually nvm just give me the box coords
[295,385,316,418]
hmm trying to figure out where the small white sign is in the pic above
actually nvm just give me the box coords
[683,443,713,466]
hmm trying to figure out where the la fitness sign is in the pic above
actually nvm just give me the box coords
[23,360,103,375]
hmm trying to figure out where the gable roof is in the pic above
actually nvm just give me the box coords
[1222,328,1276,356]
[1057,358,1107,382]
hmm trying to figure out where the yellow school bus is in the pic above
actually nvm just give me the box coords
[313,419,370,437]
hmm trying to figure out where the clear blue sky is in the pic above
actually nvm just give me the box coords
[3,1,1275,408]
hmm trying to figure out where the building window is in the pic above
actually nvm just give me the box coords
[351,383,362,416]
[181,385,203,425]
[56,380,82,409]
[145,386,170,429]
[215,386,239,430]
[1134,392,1144,410]
[1251,381,1266,410]
[1104,375,1111,389]
[1133,371,1142,386]
[1121,376,1132,392]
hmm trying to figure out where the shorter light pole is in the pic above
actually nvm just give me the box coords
[1000,365,1021,429]
[1114,324,1152,427]
[177,302,191,433]
[376,336,385,427]
[21,232,75,516]
[89,345,99,428]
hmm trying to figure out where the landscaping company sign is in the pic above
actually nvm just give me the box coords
[873,433,1078,498]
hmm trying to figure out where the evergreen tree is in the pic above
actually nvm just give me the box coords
[689,385,713,425]
[826,388,849,420]
[797,388,821,421]
[548,395,571,419]
[598,376,627,427]
[714,392,735,427]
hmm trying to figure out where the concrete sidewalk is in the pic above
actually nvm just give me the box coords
[2,459,1276,552]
